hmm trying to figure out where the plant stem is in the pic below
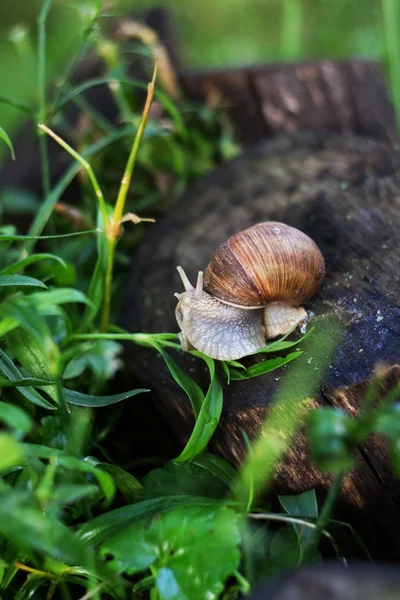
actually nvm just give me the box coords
[37,0,52,200]
[280,0,302,59]
[301,469,345,563]
[110,60,158,230]
[38,124,109,226]
[14,562,54,578]
[100,236,115,332]
[381,0,400,135]
[46,580,58,600]
[100,61,158,332]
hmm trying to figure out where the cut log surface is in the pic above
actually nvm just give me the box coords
[123,133,400,560]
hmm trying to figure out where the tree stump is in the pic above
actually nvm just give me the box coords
[122,60,400,560]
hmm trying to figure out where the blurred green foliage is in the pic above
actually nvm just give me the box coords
[131,0,383,66]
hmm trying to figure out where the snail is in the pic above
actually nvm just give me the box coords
[174,222,325,361]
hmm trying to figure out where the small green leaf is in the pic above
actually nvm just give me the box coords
[0,434,23,471]
[0,275,47,289]
[56,456,115,505]
[230,351,302,381]
[52,483,99,506]
[62,386,149,407]
[308,408,355,473]
[97,463,143,503]
[31,288,93,309]
[257,328,314,354]
[279,490,318,552]
[267,527,301,576]
[0,401,32,439]
[0,126,15,160]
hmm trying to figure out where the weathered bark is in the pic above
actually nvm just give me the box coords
[122,134,400,559]
[248,563,400,600]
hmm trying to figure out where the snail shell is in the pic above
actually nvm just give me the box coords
[204,222,325,308]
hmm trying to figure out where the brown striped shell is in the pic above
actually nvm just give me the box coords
[203,222,325,308]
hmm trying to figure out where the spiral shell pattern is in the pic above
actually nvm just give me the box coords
[204,222,325,307]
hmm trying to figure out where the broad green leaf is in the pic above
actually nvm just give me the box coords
[0,351,56,409]
[175,354,223,463]
[279,490,319,553]
[62,386,149,407]
[79,496,238,544]
[101,505,241,600]
[0,434,23,471]
[0,126,15,160]
[1,297,60,386]
[0,275,47,289]
[192,452,237,493]
[143,461,229,500]
[0,401,32,439]
[0,253,66,276]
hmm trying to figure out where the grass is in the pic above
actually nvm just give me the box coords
[0,1,399,598]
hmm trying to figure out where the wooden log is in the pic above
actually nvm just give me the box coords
[122,134,400,560]
[248,563,400,600]
[180,60,397,145]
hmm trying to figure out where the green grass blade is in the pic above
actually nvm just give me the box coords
[62,386,149,407]
[0,351,56,409]
[175,354,223,463]
[0,126,15,160]
[0,253,66,275]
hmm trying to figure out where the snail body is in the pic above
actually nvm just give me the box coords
[175,222,325,360]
